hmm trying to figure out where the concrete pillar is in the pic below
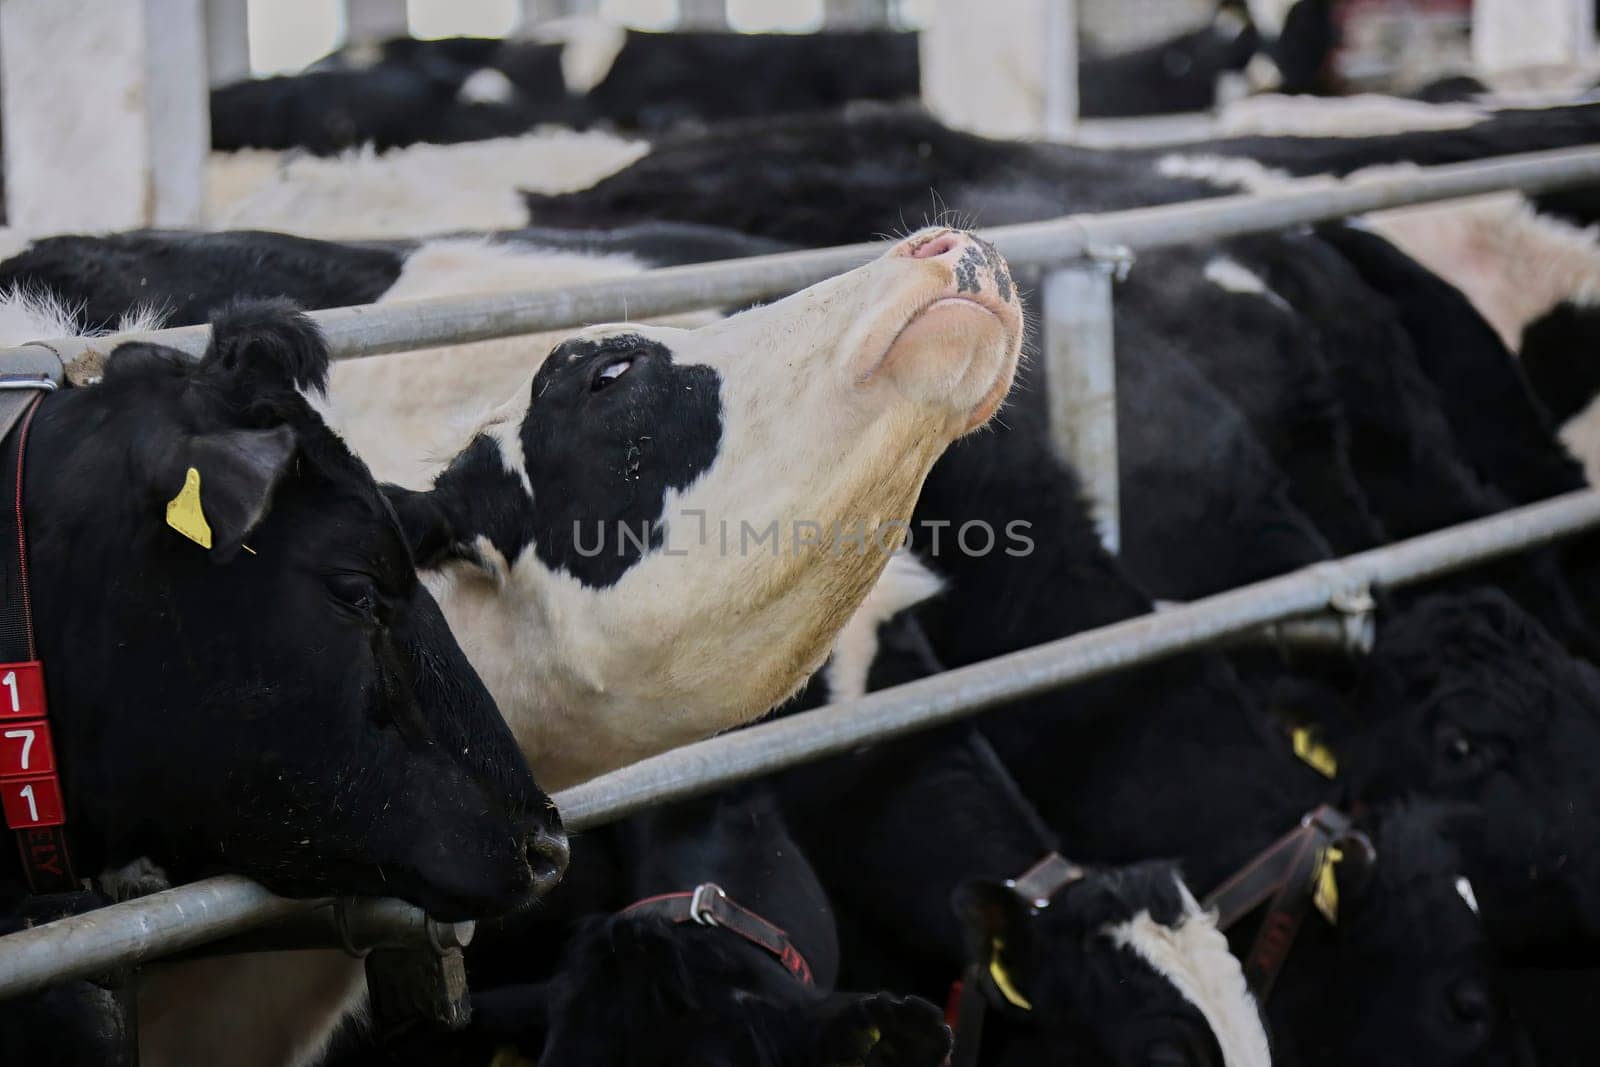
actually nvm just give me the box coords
[680,0,728,30]
[1,0,210,232]
[522,0,592,27]
[204,0,251,85]
[1473,0,1595,72]
[823,0,889,26]
[345,0,409,43]
[921,0,1077,138]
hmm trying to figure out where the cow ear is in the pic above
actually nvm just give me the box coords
[383,484,496,576]
[951,880,1036,1017]
[160,426,298,563]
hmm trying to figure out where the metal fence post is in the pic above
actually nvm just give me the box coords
[680,0,728,30]
[1044,250,1129,554]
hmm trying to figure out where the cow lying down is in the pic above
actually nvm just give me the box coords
[0,298,565,1065]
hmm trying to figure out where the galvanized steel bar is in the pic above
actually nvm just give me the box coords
[1043,258,1121,552]
[553,489,1600,830]
[0,880,460,1000]
[20,145,1600,381]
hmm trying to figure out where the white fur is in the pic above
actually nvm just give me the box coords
[530,16,628,95]
[1455,876,1480,915]
[204,130,647,239]
[1216,93,1486,137]
[457,67,517,106]
[1203,257,1293,313]
[1562,389,1600,485]
[1110,878,1273,1067]
[1245,0,1296,39]
[822,554,946,702]
[0,288,165,347]
[1367,192,1600,350]
[1156,153,1299,195]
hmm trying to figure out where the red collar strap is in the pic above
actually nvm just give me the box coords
[1202,805,1373,1000]
[620,882,814,986]
[0,391,77,894]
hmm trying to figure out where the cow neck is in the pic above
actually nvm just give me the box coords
[620,883,816,986]
[0,388,81,902]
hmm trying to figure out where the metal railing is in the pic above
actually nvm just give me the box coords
[4,142,1600,1000]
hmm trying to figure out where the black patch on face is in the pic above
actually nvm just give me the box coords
[523,334,722,587]
[974,237,1013,303]
[431,333,724,588]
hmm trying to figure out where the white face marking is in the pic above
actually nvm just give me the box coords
[1455,875,1481,915]
[1109,878,1273,1067]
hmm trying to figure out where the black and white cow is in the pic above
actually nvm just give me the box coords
[0,299,565,1065]
[0,225,1024,792]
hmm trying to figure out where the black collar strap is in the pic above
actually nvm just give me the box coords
[620,882,815,986]
[0,387,77,894]
[1202,805,1371,1000]
[1007,851,1086,910]
[951,852,1087,1067]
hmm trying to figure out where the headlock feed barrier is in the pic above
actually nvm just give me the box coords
[5,144,1600,1000]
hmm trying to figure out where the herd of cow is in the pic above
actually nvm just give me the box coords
[7,5,1600,1067]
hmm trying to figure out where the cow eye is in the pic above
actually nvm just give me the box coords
[591,357,634,391]
[326,573,381,620]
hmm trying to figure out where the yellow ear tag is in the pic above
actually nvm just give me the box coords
[1292,726,1339,779]
[165,467,212,549]
[1313,845,1343,925]
[988,936,1033,1011]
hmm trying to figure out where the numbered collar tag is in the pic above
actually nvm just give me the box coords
[0,659,62,830]
[0,661,47,720]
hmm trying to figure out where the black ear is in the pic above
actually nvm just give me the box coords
[161,425,298,562]
[201,300,330,396]
[951,880,1036,1016]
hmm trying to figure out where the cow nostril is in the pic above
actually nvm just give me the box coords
[528,825,570,894]
[907,232,962,260]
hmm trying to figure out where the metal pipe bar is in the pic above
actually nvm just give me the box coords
[18,145,1600,382]
[552,489,1600,830]
[0,881,455,1001]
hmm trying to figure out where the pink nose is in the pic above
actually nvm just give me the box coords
[902,231,964,260]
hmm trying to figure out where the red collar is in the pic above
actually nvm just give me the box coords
[620,882,814,986]
[0,391,77,894]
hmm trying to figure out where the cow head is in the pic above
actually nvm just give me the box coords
[1274,804,1537,1067]
[1335,589,1600,958]
[389,228,1023,787]
[503,915,950,1067]
[952,864,1269,1067]
[23,302,564,920]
